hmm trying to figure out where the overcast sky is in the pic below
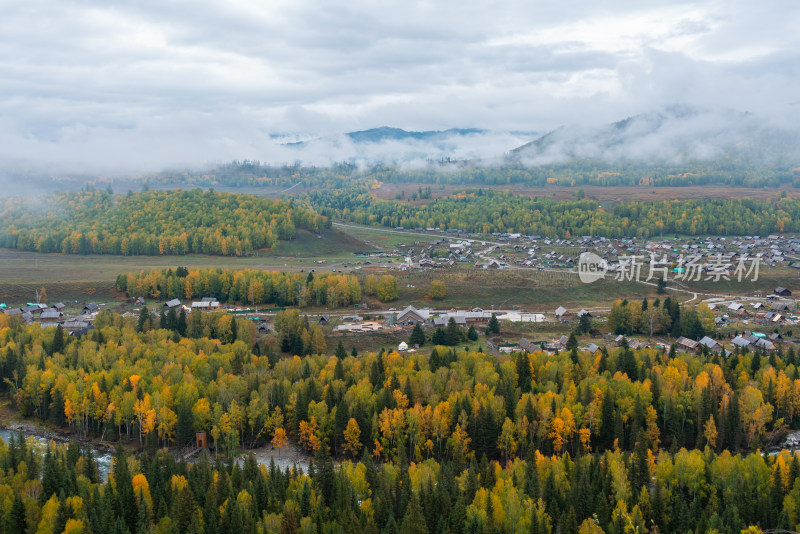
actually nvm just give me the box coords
[1,0,798,172]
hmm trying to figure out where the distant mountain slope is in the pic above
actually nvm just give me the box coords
[345,126,485,144]
[510,106,800,166]
[284,127,533,164]
[286,126,487,146]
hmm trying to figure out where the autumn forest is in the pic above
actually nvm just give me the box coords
[1,305,800,532]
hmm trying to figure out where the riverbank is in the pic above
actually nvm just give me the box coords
[240,441,312,472]
[0,400,315,473]
[0,399,128,455]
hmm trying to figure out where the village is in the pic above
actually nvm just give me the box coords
[3,279,799,362]
[3,223,800,362]
[352,229,800,273]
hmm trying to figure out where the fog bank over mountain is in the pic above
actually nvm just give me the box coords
[1,107,798,191]
[279,127,536,167]
[510,106,800,167]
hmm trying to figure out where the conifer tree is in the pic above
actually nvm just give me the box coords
[137,305,150,333]
[486,314,500,334]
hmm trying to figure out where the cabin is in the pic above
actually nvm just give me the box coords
[71,325,94,338]
[676,336,700,352]
[83,303,99,313]
[52,302,66,312]
[398,341,409,352]
[628,339,646,350]
[463,311,491,323]
[40,310,63,322]
[191,300,220,311]
[318,314,330,325]
[775,286,792,297]
[698,336,723,353]
[728,302,750,317]
[196,431,208,448]
[433,316,466,326]
[163,299,181,309]
[518,338,535,352]
[732,335,751,349]
[755,338,776,351]
[396,306,430,325]
[771,301,791,312]
[63,320,89,332]
[555,306,571,322]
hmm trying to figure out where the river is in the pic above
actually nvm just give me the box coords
[0,428,309,481]
[0,428,114,481]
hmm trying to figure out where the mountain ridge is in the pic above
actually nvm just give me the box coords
[508,106,800,166]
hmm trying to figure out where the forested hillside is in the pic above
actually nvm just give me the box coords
[5,308,791,462]
[0,189,327,256]
[138,158,800,190]
[308,188,800,237]
[2,307,800,531]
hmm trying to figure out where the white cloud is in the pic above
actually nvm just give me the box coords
[0,0,798,173]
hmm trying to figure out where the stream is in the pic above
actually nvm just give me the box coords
[0,428,114,481]
[0,427,309,481]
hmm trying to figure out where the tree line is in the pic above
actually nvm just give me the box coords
[607,297,716,338]
[118,268,367,308]
[124,157,800,190]
[0,189,327,256]
[306,188,800,237]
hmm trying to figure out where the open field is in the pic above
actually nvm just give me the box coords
[0,228,373,305]
[2,219,798,311]
[373,268,659,310]
[2,245,796,310]
[372,182,800,203]
[270,228,372,257]
[0,229,364,281]
[333,223,443,249]
[375,264,800,311]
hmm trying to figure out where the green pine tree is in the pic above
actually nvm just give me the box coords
[467,325,478,341]
[409,324,426,346]
[137,305,150,333]
[486,314,500,335]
